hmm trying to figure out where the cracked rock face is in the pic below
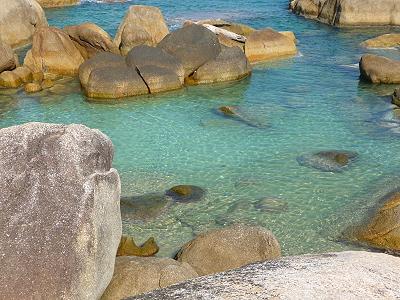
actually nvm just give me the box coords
[131,251,400,299]
[0,122,122,299]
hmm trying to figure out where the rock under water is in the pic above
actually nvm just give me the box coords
[297,150,358,172]
[166,185,206,203]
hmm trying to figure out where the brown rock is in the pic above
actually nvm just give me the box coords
[24,26,85,76]
[361,33,400,48]
[36,0,79,8]
[41,79,55,89]
[101,256,198,300]
[114,5,169,55]
[245,28,297,63]
[116,236,159,257]
[32,71,44,82]
[0,71,22,88]
[176,224,281,276]
[0,41,17,73]
[12,66,33,83]
[24,82,42,93]
[359,54,400,84]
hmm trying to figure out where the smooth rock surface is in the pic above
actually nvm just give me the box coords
[158,24,221,77]
[24,26,85,76]
[290,0,400,26]
[0,71,23,88]
[0,0,48,48]
[114,5,169,55]
[359,54,400,84]
[176,224,281,276]
[0,122,122,299]
[245,29,297,63]
[102,256,198,300]
[131,251,400,299]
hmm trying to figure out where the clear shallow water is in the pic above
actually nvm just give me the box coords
[3,0,400,257]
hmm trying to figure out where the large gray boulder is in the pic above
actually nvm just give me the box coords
[0,0,48,48]
[158,24,221,77]
[176,224,281,276]
[102,256,198,300]
[131,251,400,299]
[0,122,122,299]
[114,5,169,55]
[290,0,400,26]
[359,54,400,84]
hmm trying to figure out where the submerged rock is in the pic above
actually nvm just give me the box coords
[166,185,206,203]
[217,106,266,128]
[102,257,198,300]
[132,251,400,299]
[361,33,400,48]
[297,150,358,172]
[255,197,289,213]
[290,0,400,26]
[117,235,159,257]
[114,5,169,55]
[359,54,400,84]
[0,122,121,299]
[121,193,172,221]
[175,224,281,276]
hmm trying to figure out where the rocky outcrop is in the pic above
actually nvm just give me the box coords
[0,122,121,299]
[37,0,79,7]
[158,24,221,77]
[189,45,251,84]
[114,5,169,55]
[131,251,400,299]
[297,150,358,172]
[176,224,281,276]
[116,236,159,257]
[349,190,400,252]
[0,42,17,73]
[0,0,48,48]
[359,54,400,84]
[361,33,400,48]
[245,28,297,63]
[290,0,400,26]
[24,26,85,76]
[64,23,119,59]
[102,256,198,300]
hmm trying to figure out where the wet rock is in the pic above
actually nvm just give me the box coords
[348,190,400,252]
[361,33,400,48]
[13,66,32,83]
[297,150,358,172]
[158,24,221,77]
[37,0,79,8]
[0,122,121,299]
[166,185,206,203]
[0,0,48,48]
[24,82,42,93]
[102,256,198,300]
[393,89,400,107]
[121,193,172,221]
[175,224,281,276]
[359,54,400,84]
[126,45,185,84]
[64,23,119,59]
[0,70,23,88]
[117,235,159,257]
[114,5,169,55]
[0,41,17,73]
[79,52,126,88]
[290,0,400,26]
[41,79,55,89]
[245,28,297,63]
[24,26,85,76]
[255,197,289,213]
[217,106,265,128]
[132,251,400,299]
[189,45,251,84]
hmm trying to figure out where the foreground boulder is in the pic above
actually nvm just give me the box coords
[361,33,400,48]
[189,45,251,84]
[114,5,169,55]
[0,42,17,73]
[131,251,400,299]
[176,224,281,276]
[359,54,400,84]
[102,256,198,299]
[0,122,122,299]
[245,28,297,63]
[36,0,79,7]
[158,24,221,77]
[24,26,85,76]
[290,0,400,26]
[0,0,48,48]
[348,190,400,252]
[64,23,119,59]
[297,150,358,172]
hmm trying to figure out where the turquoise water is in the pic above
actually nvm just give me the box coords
[3,0,400,257]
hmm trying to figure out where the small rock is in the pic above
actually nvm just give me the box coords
[217,106,265,128]
[117,235,159,257]
[0,71,22,88]
[0,41,17,73]
[255,197,288,213]
[12,66,32,83]
[24,82,42,93]
[297,150,358,172]
[166,185,206,203]
[41,79,54,89]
